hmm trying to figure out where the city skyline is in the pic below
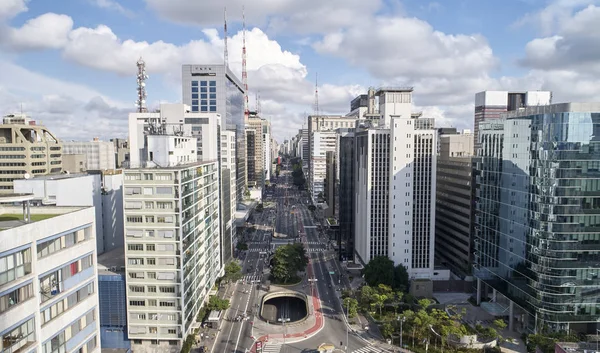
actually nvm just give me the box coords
[0,0,598,142]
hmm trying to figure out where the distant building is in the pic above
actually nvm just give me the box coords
[323,150,336,219]
[473,90,551,150]
[0,114,63,194]
[0,197,99,353]
[309,130,337,203]
[434,130,474,279]
[475,102,600,334]
[63,154,87,173]
[111,138,130,168]
[97,247,129,350]
[62,138,116,171]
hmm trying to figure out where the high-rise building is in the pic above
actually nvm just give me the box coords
[0,198,100,353]
[246,115,267,189]
[324,150,336,218]
[339,130,355,261]
[309,131,337,202]
[181,64,246,202]
[474,91,552,150]
[474,102,600,334]
[123,133,221,352]
[62,139,116,171]
[307,115,357,175]
[435,130,474,279]
[354,88,437,279]
[128,103,235,264]
[300,128,309,167]
[0,114,63,193]
[246,128,257,187]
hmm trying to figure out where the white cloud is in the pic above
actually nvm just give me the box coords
[143,0,383,35]
[512,0,598,35]
[0,0,27,20]
[0,60,129,141]
[90,0,133,17]
[6,13,73,50]
[314,16,496,80]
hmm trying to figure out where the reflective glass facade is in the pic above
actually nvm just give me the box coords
[475,106,600,333]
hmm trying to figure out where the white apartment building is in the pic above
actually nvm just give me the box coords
[220,130,237,250]
[0,197,100,353]
[309,131,337,202]
[62,139,116,171]
[129,103,235,263]
[123,134,221,352]
[354,88,437,279]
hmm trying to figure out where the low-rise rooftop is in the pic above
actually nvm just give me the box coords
[97,247,126,275]
[0,194,84,231]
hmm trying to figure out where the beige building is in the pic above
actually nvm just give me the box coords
[246,115,269,189]
[0,114,63,193]
[62,138,116,171]
[63,154,87,173]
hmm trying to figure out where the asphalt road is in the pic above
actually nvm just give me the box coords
[212,163,386,353]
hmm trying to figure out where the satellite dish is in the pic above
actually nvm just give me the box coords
[23,173,31,179]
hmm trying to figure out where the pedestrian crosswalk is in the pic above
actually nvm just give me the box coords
[351,346,386,353]
[242,275,261,282]
[306,248,326,253]
[261,343,281,353]
[304,241,323,245]
[249,248,270,252]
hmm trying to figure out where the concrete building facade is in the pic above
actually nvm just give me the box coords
[0,114,63,194]
[0,200,100,353]
[354,88,437,279]
[62,140,116,171]
[123,134,221,352]
[309,131,337,203]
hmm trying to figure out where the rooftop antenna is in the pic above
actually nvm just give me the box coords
[313,73,319,117]
[242,5,249,124]
[135,57,148,113]
[223,7,229,67]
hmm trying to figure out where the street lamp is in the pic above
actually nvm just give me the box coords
[398,316,406,350]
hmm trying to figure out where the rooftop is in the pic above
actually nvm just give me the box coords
[504,102,600,118]
[376,87,414,94]
[127,159,217,171]
[97,247,126,275]
[25,173,89,181]
[0,203,85,231]
[555,341,598,353]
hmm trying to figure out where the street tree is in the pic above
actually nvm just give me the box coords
[223,261,242,283]
[206,295,230,311]
[271,243,308,284]
[363,256,395,288]
[343,297,359,318]
[393,264,410,291]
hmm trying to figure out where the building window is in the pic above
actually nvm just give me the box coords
[200,81,207,86]
[0,248,32,286]
[192,93,198,99]
[2,317,36,353]
[209,81,216,87]
[0,282,34,314]
[191,81,198,87]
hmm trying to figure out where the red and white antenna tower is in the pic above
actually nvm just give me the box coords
[242,5,249,123]
[223,7,229,67]
[136,57,148,113]
[313,73,319,117]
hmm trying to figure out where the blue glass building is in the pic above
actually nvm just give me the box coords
[475,103,600,334]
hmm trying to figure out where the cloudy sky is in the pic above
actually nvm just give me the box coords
[0,0,598,142]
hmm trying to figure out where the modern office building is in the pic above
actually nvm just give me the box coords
[307,115,357,175]
[97,247,129,350]
[474,91,552,150]
[338,130,355,261]
[323,150,336,218]
[300,128,309,167]
[435,130,474,279]
[246,128,257,187]
[246,114,268,190]
[220,129,237,257]
[62,139,116,171]
[0,114,63,194]
[123,133,221,352]
[309,130,337,202]
[0,197,100,353]
[181,64,246,202]
[354,88,437,279]
[474,102,600,334]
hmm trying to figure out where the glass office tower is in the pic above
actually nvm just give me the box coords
[475,103,600,334]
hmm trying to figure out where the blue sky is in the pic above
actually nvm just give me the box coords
[0,0,599,141]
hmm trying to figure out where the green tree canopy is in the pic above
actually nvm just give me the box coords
[363,256,410,291]
[206,295,230,311]
[271,243,308,284]
[223,261,242,283]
